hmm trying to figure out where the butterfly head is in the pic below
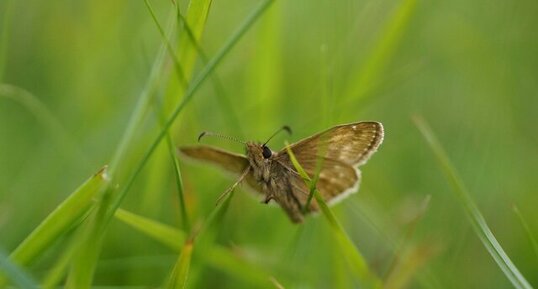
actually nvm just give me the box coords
[245,142,273,167]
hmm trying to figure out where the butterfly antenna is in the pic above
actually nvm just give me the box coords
[263,125,292,146]
[198,131,246,145]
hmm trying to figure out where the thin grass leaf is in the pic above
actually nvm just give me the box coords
[115,208,276,289]
[0,247,39,289]
[165,240,193,289]
[345,0,417,100]
[174,3,244,137]
[413,115,533,289]
[8,166,108,266]
[64,196,110,289]
[63,12,175,289]
[107,0,275,222]
[108,17,170,172]
[143,0,187,87]
[512,205,538,262]
[153,93,190,230]
[0,84,89,165]
[165,127,190,231]
[176,0,212,84]
[64,2,274,287]
[114,208,185,251]
[41,239,76,289]
[284,142,382,289]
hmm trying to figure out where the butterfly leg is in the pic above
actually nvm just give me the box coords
[215,167,250,206]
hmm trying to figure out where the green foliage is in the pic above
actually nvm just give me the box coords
[1,0,537,288]
[414,116,532,289]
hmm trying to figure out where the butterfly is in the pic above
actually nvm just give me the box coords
[179,121,384,223]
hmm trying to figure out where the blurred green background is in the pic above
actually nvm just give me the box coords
[1,0,537,288]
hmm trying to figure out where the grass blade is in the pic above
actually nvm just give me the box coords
[143,0,187,87]
[114,208,185,251]
[345,0,417,100]
[512,205,538,262]
[0,247,39,289]
[64,2,274,287]
[165,240,194,289]
[413,115,533,289]
[0,84,89,165]
[106,0,275,222]
[284,143,382,289]
[8,166,109,266]
[115,208,276,289]
[176,0,213,84]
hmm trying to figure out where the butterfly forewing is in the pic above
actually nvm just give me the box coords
[179,121,383,223]
[275,121,383,207]
[180,146,249,174]
[179,146,262,194]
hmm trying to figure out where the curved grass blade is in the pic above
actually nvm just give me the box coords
[285,143,382,289]
[0,84,89,165]
[512,205,538,262]
[413,115,533,289]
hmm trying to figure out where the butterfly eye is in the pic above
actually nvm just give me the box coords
[262,145,272,159]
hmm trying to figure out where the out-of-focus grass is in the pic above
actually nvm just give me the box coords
[0,248,39,289]
[286,142,382,289]
[1,0,538,288]
[414,116,532,289]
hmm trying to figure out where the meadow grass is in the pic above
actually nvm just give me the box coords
[1,0,537,288]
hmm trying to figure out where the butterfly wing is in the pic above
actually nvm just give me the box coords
[274,121,383,208]
[178,146,262,194]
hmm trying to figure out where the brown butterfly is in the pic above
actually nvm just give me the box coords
[179,121,384,223]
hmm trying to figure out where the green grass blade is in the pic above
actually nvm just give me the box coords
[107,0,275,219]
[345,0,417,100]
[174,4,244,136]
[512,205,538,262]
[202,246,276,289]
[8,166,109,266]
[0,247,39,289]
[143,0,187,87]
[176,0,213,84]
[114,208,185,251]
[152,93,190,230]
[413,115,533,289]
[165,240,194,289]
[166,129,190,231]
[41,239,76,289]
[108,22,170,173]
[115,208,276,289]
[63,3,274,287]
[284,143,382,289]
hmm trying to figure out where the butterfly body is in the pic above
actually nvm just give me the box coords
[245,142,305,222]
[180,121,384,223]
